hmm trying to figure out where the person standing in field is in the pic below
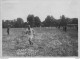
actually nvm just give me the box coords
[7,24,12,35]
[26,25,35,45]
[7,26,10,35]
[64,26,67,32]
[63,26,67,32]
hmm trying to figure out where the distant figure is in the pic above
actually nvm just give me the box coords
[63,26,67,32]
[64,26,67,32]
[7,26,10,35]
[26,25,34,45]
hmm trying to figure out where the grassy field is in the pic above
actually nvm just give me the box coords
[2,27,78,57]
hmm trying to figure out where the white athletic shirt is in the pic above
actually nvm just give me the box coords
[26,28,34,40]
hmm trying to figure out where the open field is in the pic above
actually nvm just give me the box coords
[2,27,78,57]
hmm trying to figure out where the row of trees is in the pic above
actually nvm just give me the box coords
[2,14,78,28]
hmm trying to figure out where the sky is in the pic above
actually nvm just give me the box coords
[1,0,80,22]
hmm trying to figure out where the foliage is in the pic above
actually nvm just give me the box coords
[42,15,57,27]
[2,14,78,28]
[34,16,41,27]
[27,15,34,27]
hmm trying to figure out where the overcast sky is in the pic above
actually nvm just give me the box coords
[1,0,80,22]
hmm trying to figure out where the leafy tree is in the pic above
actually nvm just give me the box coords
[60,15,67,26]
[56,19,61,28]
[4,20,10,28]
[2,18,24,28]
[71,18,78,24]
[23,22,28,28]
[15,18,24,28]
[42,15,53,27]
[34,16,41,27]
[27,14,34,27]
[2,20,13,28]
[59,15,68,31]
[42,15,56,27]
[50,16,57,27]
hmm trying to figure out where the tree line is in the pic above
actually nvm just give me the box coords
[2,14,78,28]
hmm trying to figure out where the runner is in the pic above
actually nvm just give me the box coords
[7,26,10,35]
[26,25,35,45]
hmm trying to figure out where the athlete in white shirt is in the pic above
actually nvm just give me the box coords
[26,25,34,45]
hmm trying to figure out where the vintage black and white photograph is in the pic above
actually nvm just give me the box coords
[2,0,78,57]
